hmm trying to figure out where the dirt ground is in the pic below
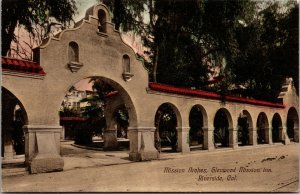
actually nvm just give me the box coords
[2,142,299,192]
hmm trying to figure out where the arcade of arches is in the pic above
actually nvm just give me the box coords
[2,3,299,174]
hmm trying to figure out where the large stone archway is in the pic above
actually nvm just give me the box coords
[59,76,151,159]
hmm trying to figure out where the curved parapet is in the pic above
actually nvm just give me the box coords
[278,77,299,110]
[84,3,112,22]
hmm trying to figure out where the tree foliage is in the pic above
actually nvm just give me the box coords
[231,1,299,101]
[2,0,77,56]
[3,0,298,102]
[103,0,298,102]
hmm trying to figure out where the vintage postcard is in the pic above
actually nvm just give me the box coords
[2,0,299,192]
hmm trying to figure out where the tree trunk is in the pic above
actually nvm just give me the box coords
[2,20,18,56]
[152,46,159,83]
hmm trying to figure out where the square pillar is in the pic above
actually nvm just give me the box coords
[176,127,190,153]
[265,128,272,144]
[24,125,64,174]
[203,127,214,151]
[128,127,159,161]
[3,133,15,160]
[281,127,290,145]
[60,126,65,140]
[294,127,299,142]
[248,128,257,146]
[229,128,238,149]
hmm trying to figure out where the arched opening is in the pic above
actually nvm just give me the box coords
[59,77,136,152]
[122,55,133,81]
[154,103,179,153]
[213,108,232,148]
[287,107,299,142]
[68,41,79,62]
[2,87,28,161]
[98,9,107,32]
[272,113,283,143]
[257,112,268,144]
[237,110,253,146]
[123,55,130,73]
[189,105,207,150]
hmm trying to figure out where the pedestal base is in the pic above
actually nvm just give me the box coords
[24,125,64,174]
[29,154,64,174]
[128,127,159,161]
[129,151,159,161]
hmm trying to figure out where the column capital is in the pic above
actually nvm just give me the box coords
[230,128,237,131]
[128,127,156,132]
[23,125,62,133]
[205,127,215,131]
[176,127,190,132]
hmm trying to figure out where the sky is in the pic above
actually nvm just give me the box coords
[74,0,99,22]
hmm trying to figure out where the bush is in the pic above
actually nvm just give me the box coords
[74,122,93,145]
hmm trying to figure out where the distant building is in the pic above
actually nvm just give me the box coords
[61,89,95,111]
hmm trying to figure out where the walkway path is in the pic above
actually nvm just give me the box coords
[2,142,298,192]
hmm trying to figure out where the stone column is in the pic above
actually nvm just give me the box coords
[176,127,190,153]
[265,128,272,144]
[282,127,290,145]
[3,133,15,160]
[248,128,257,146]
[203,127,214,151]
[128,127,159,161]
[3,119,16,160]
[60,126,65,140]
[103,119,118,151]
[23,125,64,174]
[229,128,238,148]
[278,127,284,142]
[2,98,17,160]
[294,127,299,142]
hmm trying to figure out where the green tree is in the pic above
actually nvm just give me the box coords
[230,1,298,101]
[76,78,114,145]
[103,0,298,102]
[2,0,77,56]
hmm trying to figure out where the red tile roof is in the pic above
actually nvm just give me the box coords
[2,56,45,75]
[148,82,284,108]
[106,91,118,98]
